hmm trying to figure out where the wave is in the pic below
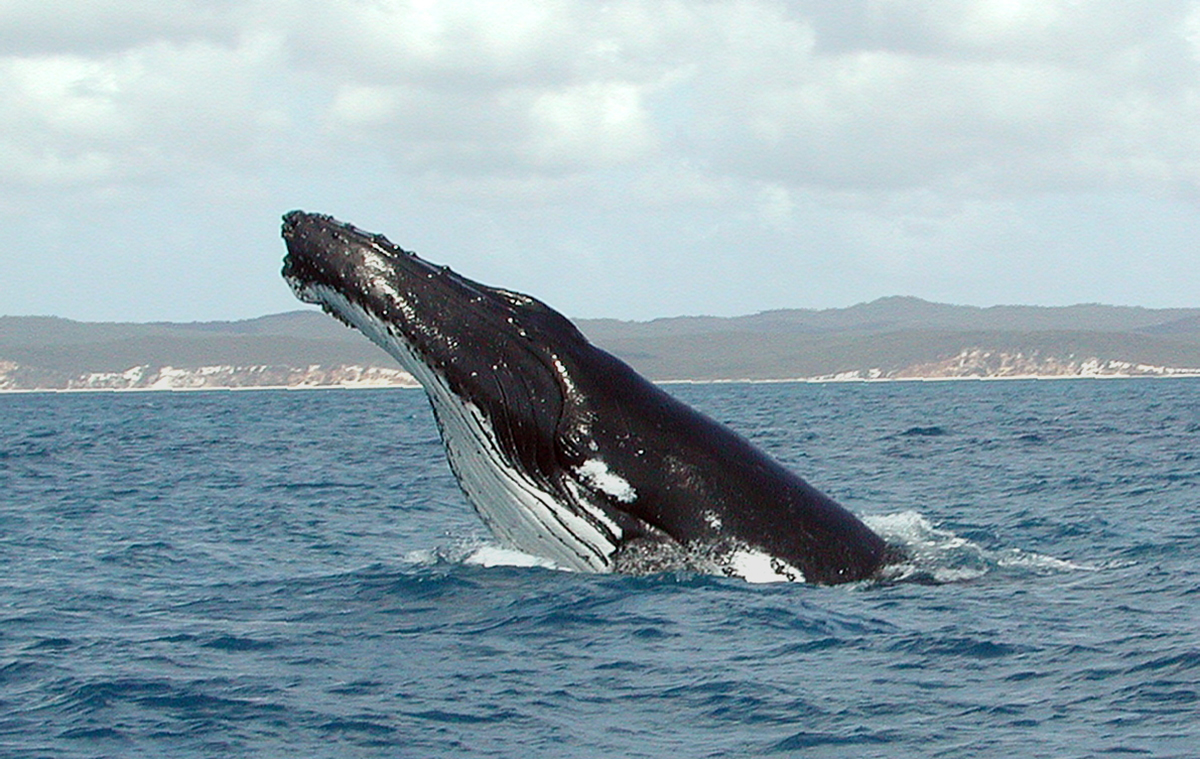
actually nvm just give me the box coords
[864,510,1100,584]
[403,540,562,571]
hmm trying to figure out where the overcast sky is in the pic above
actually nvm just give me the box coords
[3,1,1199,323]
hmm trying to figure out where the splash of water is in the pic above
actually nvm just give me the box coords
[864,510,1095,585]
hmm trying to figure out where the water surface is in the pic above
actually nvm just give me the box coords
[1,380,1197,757]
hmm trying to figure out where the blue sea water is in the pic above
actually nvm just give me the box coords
[1,379,1198,758]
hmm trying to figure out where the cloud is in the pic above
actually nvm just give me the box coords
[0,30,288,188]
[0,0,238,55]
[2,0,1196,208]
[294,0,673,178]
[2,0,1199,263]
[695,1,1200,196]
[323,77,657,175]
[278,0,585,86]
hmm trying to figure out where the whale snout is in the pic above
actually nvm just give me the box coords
[279,210,329,256]
[280,211,372,292]
[281,209,306,235]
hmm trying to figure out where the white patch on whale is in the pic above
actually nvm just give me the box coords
[574,459,637,503]
[726,549,806,584]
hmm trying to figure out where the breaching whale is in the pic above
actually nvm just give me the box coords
[281,211,889,584]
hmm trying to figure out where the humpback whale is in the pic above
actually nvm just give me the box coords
[281,211,889,584]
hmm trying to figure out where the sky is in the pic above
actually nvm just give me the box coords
[2,0,1199,323]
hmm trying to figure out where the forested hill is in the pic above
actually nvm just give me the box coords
[575,297,1200,381]
[2,298,1199,390]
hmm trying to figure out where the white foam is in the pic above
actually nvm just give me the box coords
[464,545,564,570]
[995,549,1095,573]
[863,510,1090,584]
[402,548,440,566]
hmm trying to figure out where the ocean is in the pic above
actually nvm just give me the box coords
[1,379,1197,758]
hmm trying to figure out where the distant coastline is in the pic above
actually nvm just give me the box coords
[3,298,1199,392]
[0,362,420,393]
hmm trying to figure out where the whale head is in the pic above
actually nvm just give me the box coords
[282,210,582,426]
